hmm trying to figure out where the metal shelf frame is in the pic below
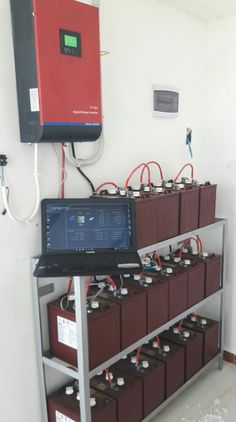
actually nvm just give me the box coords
[32,218,227,422]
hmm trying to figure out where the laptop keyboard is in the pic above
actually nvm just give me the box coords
[35,252,142,277]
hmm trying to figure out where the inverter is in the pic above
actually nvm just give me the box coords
[10,0,102,143]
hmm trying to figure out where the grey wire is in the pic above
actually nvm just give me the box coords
[119,275,124,291]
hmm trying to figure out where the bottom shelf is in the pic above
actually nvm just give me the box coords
[142,353,222,422]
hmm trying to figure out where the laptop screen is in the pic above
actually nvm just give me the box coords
[41,198,137,254]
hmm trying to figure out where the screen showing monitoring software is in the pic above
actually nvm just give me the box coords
[45,202,133,252]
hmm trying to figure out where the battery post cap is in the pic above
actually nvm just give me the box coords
[163,345,170,353]
[90,398,96,407]
[117,377,125,386]
[123,274,130,278]
[142,360,149,369]
[65,386,74,395]
[91,300,99,309]
[184,259,191,266]
[191,315,198,322]
[183,331,190,338]
[97,371,103,376]
[166,267,173,274]
[164,255,170,261]
[152,341,158,348]
[105,372,113,381]
[145,276,152,284]
[201,319,207,325]
[134,274,141,281]
[174,257,181,263]
[133,191,141,198]
[120,287,128,296]
[202,252,209,258]
[76,392,80,401]
[131,356,137,364]
[173,327,179,334]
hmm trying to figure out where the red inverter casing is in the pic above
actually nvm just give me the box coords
[142,339,185,398]
[116,353,165,417]
[48,385,117,422]
[48,298,120,370]
[10,0,102,142]
[182,315,219,365]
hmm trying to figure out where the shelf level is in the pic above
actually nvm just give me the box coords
[42,288,224,380]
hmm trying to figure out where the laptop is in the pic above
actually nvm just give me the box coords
[33,197,143,277]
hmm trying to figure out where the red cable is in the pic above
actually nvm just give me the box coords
[105,368,112,384]
[140,161,164,182]
[156,336,161,348]
[136,346,142,364]
[61,144,65,199]
[178,237,200,258]
[197,236,203,252]
[96,182,118,192]
[124,163,151,188]
[178,319,184,333]
[153,251,162,268]
[107,276,117,290]
[173,163,194,182]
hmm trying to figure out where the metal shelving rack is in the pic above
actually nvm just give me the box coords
[32,218,227,422]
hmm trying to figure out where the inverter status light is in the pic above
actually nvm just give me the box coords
[64,34,78,48]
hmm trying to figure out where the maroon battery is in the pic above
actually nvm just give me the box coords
[199,184,217,227]
[91,366,143,422]
[179,187,200,234]
[154,266,188,320]
[121,274,169,333]
[181,251,221,297]
[48,385,117,422]
[48,298,120,369]
[116,353,165,417]
[142,338,185,398]
[135,191,180,249]
[98,286,147,350]
[160,325,203,380]
[163,255,205,307]
[182,314,219,365]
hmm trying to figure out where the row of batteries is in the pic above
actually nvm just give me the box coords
[47,249,221,422]
[94,180,217,249]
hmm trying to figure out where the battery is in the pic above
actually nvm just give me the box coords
[48,298,120,369]
[180,251,221,297]
[121,274,169,333]
[160,326,203,380]
[142,338,185,398]
[91,365,143,422]
[135,191,180,248]
[199,184,217,227]
[97,286,147,350]
[162,255,205,307]
[182,314,219,365]
[154,266,188,320]
[48,384,117,422]
[116,353,165,417]
[179,187,200,234]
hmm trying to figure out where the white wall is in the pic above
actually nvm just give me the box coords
[205,16,236,354]
[0,0,210,421]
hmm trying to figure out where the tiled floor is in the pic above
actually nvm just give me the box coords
[152,362,236,422]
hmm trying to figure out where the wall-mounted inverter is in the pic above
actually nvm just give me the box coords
[10,0,102,143]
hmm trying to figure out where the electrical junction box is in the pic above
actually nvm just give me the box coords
[10,0,102,143]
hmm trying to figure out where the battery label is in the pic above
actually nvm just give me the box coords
[57,316,77,350]
[56,410,75,422]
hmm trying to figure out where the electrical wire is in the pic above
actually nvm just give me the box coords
[51,143,68,198]
[63,135,104,168]
[61,144,65,199]
[173,163,194,182]
[71,143,96,194]
[124,163,151,189]
[1,144,41,223]
[140,161,164,183]
[96,182,118,192]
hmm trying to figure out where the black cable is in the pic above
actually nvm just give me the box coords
[71,143,96,194]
